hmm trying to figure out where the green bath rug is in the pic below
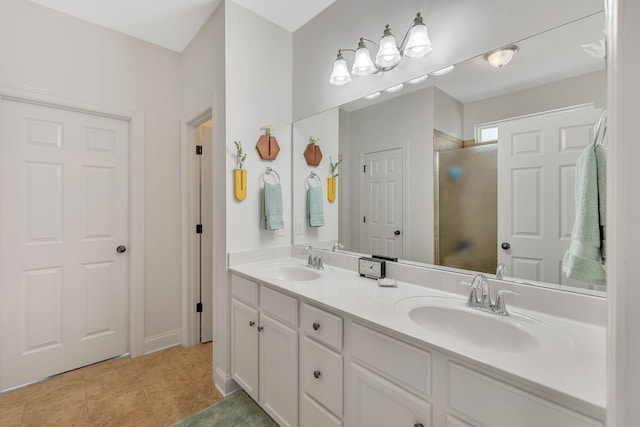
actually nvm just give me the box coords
[172,390,277,427]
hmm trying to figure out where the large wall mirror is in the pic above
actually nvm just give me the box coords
[292,12,606,294]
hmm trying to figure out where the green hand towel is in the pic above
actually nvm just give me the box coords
[260,182,284,231]
[307,185,324,227]
[562,144,606,285]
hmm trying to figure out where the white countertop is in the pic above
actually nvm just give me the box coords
[229,257,606,413]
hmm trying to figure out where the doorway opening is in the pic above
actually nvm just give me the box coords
[184,112,214,345]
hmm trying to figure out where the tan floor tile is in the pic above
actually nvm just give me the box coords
[94,404,158,427]
[87,385,151,427]
[0,395,25,427]
[147,386,215,427]
[138,364,192,395]
[22,382,89,427]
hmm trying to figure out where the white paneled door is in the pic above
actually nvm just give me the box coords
[363,148,404,259]
[0,99,129,389]
[497,107,602,287]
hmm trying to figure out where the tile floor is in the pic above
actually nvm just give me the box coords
[0,342,223,426]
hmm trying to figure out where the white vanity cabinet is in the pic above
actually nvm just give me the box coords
[231,275,299,427]
[343,320,602,427]
[345,322,432,427]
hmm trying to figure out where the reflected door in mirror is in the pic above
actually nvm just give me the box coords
[497,107,602,289]
[363,148,404,258]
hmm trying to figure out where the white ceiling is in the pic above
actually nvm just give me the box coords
[28,0,334,52]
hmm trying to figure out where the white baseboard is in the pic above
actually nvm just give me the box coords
[214,366,240,397]
[143,329,182,355]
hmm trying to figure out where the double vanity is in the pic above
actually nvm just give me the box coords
[228,249,605,427]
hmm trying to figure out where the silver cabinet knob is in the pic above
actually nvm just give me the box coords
[312,322,320,331]
[313,370,321,379]
[257,326,264,332]
[249,321,255,327]
[116,245,127,253]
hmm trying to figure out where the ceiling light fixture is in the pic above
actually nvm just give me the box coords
[383,83,404,93]
[429,65,455,76]
[406,74,429,84]
[484,45,518,68]
[363,92,381,100]
[329,12,432,86]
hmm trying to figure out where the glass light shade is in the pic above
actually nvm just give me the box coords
[352,46,377,77]
[485,46,518,68]
[363,92,381,100]
[383,83,404,93]
[430,65,454,76]
[406,74,429,84]
[405,24,432,58]
[375,33,401,68]
[329,56,351,86]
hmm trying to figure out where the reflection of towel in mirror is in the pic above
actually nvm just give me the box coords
[260,182,284,230]
[307,185,324,227]
[562,144,606,285]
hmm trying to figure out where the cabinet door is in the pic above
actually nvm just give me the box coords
[260,312,299,427]
[349,363,431,427]
[231,298,259,400]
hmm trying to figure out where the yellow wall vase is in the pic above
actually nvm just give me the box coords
[327,177,336,203]
[234,169,247,201]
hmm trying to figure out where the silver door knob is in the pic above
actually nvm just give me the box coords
[394,230,401,236]
[116,245,127,253]
[501,242,511,250]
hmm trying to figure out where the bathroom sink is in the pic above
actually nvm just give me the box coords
[265,265,323,282]
[396,297,567,354]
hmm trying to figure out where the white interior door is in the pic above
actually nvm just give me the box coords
[497,107,602,287]
[198,123,213,343]
[362,148,404,258]
[0,99,129,389]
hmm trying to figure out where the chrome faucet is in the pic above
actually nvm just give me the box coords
[332,242,344,252]
[459,273,518,316]
[302,246,324,270]
[496,263,508,280]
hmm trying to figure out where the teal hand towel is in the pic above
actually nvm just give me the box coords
[307,185,324,227]
[260,183,284,231]
[562,144,606,285]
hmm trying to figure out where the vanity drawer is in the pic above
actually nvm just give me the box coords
[300,335,343,418]
[260,286,298,327]
[301,302,343,351]
[448,362,603,427]
[351,322,431,398]
[231,274,258,307]
[300,393,343,427]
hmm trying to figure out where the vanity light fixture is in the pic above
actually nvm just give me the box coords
[363,92,381,100]
[383,83,404,93]
[406,74,429,84]
[329,12,432,86]
[429,65,455,76]
[484,45,519,68]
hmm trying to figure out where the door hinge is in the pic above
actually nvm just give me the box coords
[363,216,366,223]
[196,302,203,313]
[196,224,203,234]
[363,165,366,173]
[196,145,203,155]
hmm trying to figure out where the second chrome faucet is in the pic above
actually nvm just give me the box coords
[460,273,517,316]
[302,246,324,270]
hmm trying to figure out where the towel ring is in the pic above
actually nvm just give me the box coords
[261,167,280,185]
[306,171,322,189]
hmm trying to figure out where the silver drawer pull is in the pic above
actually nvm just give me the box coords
[312,322,320,331]
[313,370,321,379]
[249,321,255,327]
